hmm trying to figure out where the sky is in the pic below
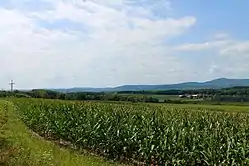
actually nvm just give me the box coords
[0,0,249,89]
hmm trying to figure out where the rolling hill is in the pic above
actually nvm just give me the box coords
[52,78,249,92]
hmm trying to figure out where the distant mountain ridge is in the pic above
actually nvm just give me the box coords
[52,78,249,93]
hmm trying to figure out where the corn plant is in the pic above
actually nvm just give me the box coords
[11,98,249,165]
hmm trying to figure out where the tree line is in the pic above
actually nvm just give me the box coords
[117,86,249,96]
[1,86,249,104]
[0,89,160,103]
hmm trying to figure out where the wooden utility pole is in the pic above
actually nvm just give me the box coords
[9,80,15,92]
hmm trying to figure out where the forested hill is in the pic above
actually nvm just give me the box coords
[1,86,249,103]
[52,78,249,92]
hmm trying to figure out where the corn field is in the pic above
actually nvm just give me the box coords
[11,98,249,165]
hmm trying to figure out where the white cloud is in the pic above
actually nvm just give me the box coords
[219,41,249,55]
[174,37,249,80]
[0,0,198,89]
[1,0,249,90]
[174,36,249,56]
[213,32,230,40]
[174,40,233,51]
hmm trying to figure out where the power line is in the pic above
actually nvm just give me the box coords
[9,80,15,92]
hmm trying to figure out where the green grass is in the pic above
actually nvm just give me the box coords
[3,98,249,165]
[0,100,122,166]
[11,98,249,165]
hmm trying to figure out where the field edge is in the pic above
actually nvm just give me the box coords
[0,100,122,166]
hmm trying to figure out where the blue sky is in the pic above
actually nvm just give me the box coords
[0,0,248,89]
[172,0,249,40]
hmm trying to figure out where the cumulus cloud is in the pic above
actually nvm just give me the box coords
[0,0,198,89]
[174,36,249,80]
[1,0,248,90]
[174,37,249,56]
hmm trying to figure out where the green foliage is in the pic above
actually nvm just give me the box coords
[212,95,249,102]
[12,98,249,165]
[118,86,249,96]
[0,100,119,166]
[0,90,160,103]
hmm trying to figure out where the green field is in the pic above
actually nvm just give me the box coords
[118,94,180,102]
[0,100,121,166]
[1,98,248,165]
[119,93,249,106]
[118,93,209,103]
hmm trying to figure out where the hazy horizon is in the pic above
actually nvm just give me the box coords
[4,77,249,90]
